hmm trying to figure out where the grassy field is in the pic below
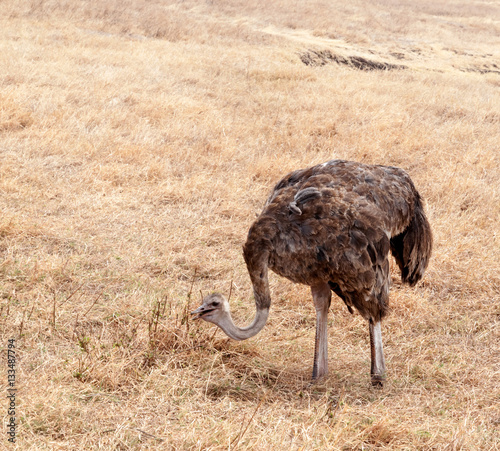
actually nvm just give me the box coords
[1,0,499,449]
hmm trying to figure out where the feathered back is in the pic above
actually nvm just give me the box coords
[244,160,432,320]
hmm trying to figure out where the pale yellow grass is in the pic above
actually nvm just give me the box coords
[0,0,499,449]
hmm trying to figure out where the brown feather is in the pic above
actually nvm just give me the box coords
[243,159,432,321]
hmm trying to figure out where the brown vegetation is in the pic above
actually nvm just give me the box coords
[0,0,499,448]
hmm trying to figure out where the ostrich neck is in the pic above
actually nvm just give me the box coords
[218,258,271,341]
[217,307,270,341]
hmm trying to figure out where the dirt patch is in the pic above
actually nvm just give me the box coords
[300,49,406,71]
[458,63,500,76]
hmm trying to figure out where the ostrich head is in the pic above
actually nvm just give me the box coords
[191,293,228,324]
[191,292,269,341]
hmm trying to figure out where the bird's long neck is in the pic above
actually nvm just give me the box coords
[216,306,269,341]
[218,256,271,341]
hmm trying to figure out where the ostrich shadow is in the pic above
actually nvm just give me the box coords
[203,355,387,404]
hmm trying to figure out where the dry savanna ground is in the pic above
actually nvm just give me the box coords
[1,0,500,449]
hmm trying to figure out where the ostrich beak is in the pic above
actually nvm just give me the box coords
[190,305,215,320]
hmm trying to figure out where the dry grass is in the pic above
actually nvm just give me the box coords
[1,0,499,449]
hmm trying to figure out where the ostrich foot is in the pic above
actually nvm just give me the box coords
[371,375,385,388]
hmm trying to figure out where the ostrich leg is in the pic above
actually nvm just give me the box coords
[311,283,331,380]
[369,319,386,387]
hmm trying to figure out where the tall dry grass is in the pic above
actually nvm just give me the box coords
[0,0,499,449]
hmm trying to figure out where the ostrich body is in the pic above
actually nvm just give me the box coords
[192,160,432,386]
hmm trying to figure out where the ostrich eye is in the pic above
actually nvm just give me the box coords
[211,301,220,307]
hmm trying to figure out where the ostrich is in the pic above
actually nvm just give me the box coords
[192,160,432,386]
